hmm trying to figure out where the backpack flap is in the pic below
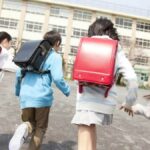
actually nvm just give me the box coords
[31,40,51,71]
[73,37,118,97]
[13,40,43,68]
[13,40,51,71]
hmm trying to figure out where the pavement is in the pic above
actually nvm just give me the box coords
[0,72,150,150]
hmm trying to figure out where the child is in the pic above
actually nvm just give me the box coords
[9,30,70,150]
[132,95,150,119]
[0,31,12,81]
[71,18,138,150]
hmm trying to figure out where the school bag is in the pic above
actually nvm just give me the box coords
[13,40,51,76]
[73,37,118,97]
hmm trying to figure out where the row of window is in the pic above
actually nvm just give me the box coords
[24,21,43,33]
[0,18,43,33]
[116,20,150,32]
[115,17,132,29]
[3,0,46,15]
[2,0,150,32]
[50,7,70,19]
[0,18,87,37]
[120,36,150,49]
[0,17,18,29]
[26,2,47,15]
[49,24,66,36]
[134,55,149,66]
[3,1,92,22]
[2,0,22,11]
[1,19,150,50]
[3,1,150,32]
[1,19,150,49]
[72,28,87,38]
[50,7,92,22]
[136,38,150,49]
[136,21,150,32]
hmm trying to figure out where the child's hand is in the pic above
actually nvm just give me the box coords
[65,91,70,97]
[144,95,150,100]
[120,105,134,117]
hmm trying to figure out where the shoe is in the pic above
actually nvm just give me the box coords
[9,123,28,150]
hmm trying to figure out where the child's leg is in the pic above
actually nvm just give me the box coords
[78,124,96,150]
[28,107,50,150]
[132,103,150,119]
[9,108,35,150]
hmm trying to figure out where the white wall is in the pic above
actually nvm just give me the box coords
[136,31,150,40]
[25,13,45,22]
[1,9,21,19]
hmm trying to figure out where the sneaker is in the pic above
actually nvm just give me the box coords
[9,123,28,150]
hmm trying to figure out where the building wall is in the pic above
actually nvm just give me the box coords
[0,0,150,85]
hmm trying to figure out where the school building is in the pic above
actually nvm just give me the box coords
[0,0,150,87]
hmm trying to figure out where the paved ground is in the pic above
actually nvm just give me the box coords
[0,72,150,150]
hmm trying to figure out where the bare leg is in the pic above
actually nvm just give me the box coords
[78,124,96,150]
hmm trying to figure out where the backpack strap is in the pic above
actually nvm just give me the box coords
[21,68,50,79]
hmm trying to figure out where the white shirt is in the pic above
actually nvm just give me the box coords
[0,45,18,72]
[0,45,9,69]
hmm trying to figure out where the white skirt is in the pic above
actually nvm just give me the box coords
[71,110,113,126]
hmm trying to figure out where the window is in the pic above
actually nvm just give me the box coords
[134,56,149,66]
[72,28,87,38]
[136,38,150,49]
[26,2,46,15]
[2,0,22,11]
[11,38,17,48]
[73,10,92,22]
[49,25,66,36]
[70,46,78,55]
[50,7,69,18]
[115,17,132,29]
[24,21,43,33]
[141,73,149,81]
[137,21,150,32]
[0,17,18,29]
[119,35,131,47]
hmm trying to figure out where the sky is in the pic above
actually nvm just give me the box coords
[54,0,150,18]
[104,0,150,10]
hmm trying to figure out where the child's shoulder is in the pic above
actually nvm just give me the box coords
[50,51,61,58]
[47,50,62,62]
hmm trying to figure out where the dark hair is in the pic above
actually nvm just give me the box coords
[0,31,12,43]
[88,18,119,41]
[43,30,62,46]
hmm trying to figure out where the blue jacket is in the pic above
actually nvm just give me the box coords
[15,49,70,109]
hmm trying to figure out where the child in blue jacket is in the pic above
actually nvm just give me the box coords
[9,30,70,150]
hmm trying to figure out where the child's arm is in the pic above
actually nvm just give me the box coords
[50,54,70,96]
[117,47,138,109]
[132,103,150,119]
[143,95,150,99]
